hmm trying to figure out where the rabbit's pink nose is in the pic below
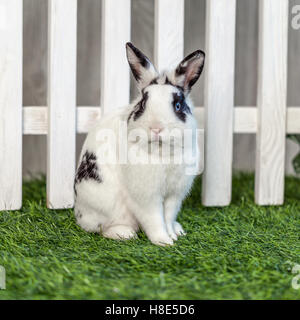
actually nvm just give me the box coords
[150,127,163,135]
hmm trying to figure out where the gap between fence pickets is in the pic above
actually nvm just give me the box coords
[23,106,300,135]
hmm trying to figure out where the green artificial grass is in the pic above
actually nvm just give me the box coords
[0,173,299,300]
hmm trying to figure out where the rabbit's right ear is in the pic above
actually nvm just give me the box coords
[126,42,158,89]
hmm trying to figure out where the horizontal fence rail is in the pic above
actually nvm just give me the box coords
[22,106,300,135]
[0,0,297,211]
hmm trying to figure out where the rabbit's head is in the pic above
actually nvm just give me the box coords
[126,42,205,148]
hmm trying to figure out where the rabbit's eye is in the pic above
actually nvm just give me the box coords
[175,102,181,112]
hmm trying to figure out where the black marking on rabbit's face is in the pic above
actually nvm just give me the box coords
[74,151,102,186]
[149,78,158,85]
[127,91,149,122]
[172,92,191,122]
[147,73,184,93]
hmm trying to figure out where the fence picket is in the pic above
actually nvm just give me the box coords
[0,0,22,210]
[202,0,236,206]
[154,0,184,72]
[101,0,131,114]
[47,0,77,209]
[255,0,288,205]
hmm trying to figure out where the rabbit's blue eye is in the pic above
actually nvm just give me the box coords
[175,102,181,112]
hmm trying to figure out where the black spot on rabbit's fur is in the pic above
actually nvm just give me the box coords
[74,151,102,186]
[128,91,149,122]
[164,76,172,85]
[149,78,158,85]
[172,92,191,122]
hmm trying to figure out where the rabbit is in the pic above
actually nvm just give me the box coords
[74,42,205,246]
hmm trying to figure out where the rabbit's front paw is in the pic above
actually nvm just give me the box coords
[173,222,186,237]
[102,225,137,240]
[149,233,174,246]
[166,224,178,241]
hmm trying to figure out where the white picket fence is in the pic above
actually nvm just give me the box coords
[0,0,299,211]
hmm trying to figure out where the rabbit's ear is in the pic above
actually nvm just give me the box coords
[173,50,205,93]
[126,42,158,89]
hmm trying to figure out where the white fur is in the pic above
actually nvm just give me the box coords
[74,85,198,246]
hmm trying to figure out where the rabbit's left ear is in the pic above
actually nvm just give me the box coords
[173,50,205,93]
[126,42,158,89]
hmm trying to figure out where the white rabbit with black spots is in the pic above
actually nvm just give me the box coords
[74,43,205,246]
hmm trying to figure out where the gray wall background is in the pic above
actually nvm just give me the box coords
[23,0,300,177]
